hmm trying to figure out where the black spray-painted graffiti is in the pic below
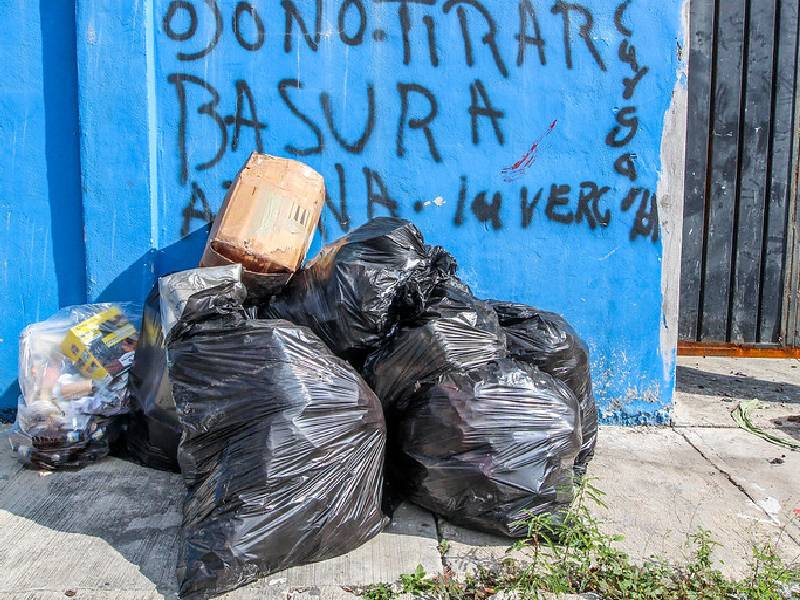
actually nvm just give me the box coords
[164,0,660,243]
[607,0,658,242]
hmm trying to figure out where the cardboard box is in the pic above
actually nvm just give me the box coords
[201,153,325,298]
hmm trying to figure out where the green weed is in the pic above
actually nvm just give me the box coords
[360,582,396,600]
[364,479,800,599]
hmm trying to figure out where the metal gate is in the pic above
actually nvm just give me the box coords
[680,0,800,346]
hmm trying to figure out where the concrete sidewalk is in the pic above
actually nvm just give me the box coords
[1,357,798,599]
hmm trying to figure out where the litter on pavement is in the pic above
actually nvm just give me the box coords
[9,152,599,600]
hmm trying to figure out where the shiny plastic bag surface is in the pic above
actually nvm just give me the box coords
[158,264,244,337]
[392,359,581,537]
[11,303,141,470]
[266,217,454,363]
[169,297,387,600]
[126,267,246,472]
[488,301,598,475]
[363,277,506,412]
[124,286,180,471]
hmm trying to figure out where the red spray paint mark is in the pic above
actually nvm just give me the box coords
[501,119,558,182]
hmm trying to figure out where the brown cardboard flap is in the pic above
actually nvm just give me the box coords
[205,153,325,275]
[202,243,292,302]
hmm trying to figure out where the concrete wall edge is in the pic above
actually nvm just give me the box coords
[658,0,690,410]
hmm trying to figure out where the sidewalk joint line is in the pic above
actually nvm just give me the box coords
[673,425,767,508]
[672,425,800,548]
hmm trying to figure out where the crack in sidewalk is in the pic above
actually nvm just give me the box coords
[433,514,448,571]
[672,425,800,548]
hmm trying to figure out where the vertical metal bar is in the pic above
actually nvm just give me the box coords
[680,0,717,341]
[730,0,776,343]
[701,0,748,342]
[781,18,800,346]
[762,0,800,343]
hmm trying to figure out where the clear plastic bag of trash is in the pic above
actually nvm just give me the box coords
[125,266,245,472]
[390,359,581,537]
[266,217,454,364]
[169,291,387,599]
[10,303,141,470]
[363,276,506,412]
[488,301,598,475]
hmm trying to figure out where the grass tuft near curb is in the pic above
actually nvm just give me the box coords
[363,480,800,600]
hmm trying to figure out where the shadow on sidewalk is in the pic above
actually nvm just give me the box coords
[0,455,183,598]
[0,451,440,599]
[676,366,800,404]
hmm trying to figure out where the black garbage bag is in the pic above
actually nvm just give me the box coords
[126,266,247,472]
[266,217,454,364]
[124,286,181,472]
[391,359,581,537]
[363,277,506,412]
[487,301,598,475]
[169,295,387,600]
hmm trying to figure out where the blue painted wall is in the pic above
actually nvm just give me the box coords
[1,0,685,423]
[0,0,85,416]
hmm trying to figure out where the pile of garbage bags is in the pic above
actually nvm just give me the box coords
[9,156,597,599]
[389,360,581,536]
[10,216,597,599]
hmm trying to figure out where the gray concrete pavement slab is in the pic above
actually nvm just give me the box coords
[0,594,168,600]
[680,426,800,542]
[285,587,366,600]
[438,517,519,577]
[0,430,440,600]
[0,589,366,600]
[677,357,800,381]
[673,357,800,429]
[219,585,358,600]
[590,427,800,576]
[0,452,183,596]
